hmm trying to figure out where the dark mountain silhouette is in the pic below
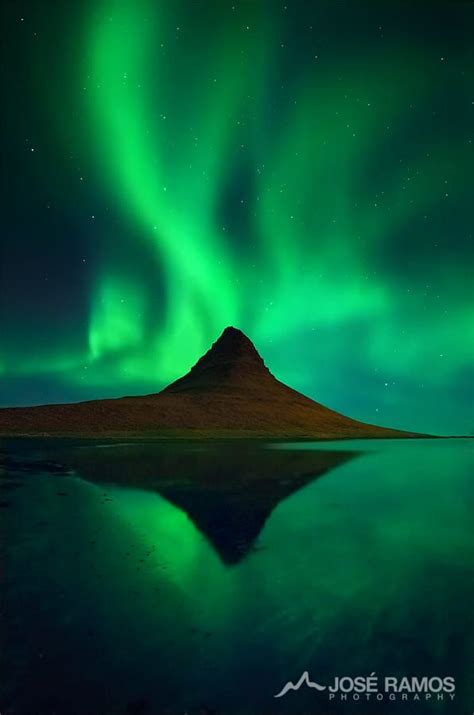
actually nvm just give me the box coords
[162,325,273,393]
[0,326,419,439]
[40,441,356,563]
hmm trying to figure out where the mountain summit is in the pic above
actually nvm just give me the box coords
[163,326,272,393]
[0,327,418,439]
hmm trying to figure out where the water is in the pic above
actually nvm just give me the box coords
[1,438,473,714]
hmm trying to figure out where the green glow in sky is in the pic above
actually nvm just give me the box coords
[2,0,473,434]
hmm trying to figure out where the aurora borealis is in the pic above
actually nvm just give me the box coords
[2,1,473,434]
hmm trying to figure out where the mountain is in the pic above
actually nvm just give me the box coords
[0,326,418,439]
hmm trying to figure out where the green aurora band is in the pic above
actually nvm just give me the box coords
[2,0,473,434]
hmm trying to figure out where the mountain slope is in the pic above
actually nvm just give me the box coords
[0,327,418,438]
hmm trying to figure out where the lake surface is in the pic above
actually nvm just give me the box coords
[1,438,473,714]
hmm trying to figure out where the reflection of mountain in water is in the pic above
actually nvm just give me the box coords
[56,442,355,563]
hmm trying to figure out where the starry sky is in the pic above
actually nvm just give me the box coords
[1,0,473,435]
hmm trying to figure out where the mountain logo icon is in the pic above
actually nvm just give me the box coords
[274,671,327,698]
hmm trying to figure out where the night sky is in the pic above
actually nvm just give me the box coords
[1,1,473,435]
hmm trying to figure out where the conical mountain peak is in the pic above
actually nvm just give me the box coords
[162,327,272,393]
[221,326,246,337]
[206,326,264,362]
